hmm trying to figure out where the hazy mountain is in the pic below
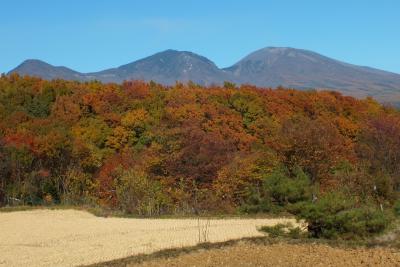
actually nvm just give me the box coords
[225,47,400,102]
[10,59,88,81]
[10,50,230,85]
[89,49,231,84]
[8,47,400,103]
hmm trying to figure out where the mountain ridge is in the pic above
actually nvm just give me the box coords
[8,47,400,103]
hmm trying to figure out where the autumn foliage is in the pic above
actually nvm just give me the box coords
[0,74,399,214]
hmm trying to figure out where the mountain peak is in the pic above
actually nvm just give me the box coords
[8,47,400,103]
[16,59,52,68]
[104,49,227,85]
[21,59,48,64]
[9,59,83,81]
[227,47,400,100]
[148,49,215,65]
[261,46,294,52]
[239,47,319,62]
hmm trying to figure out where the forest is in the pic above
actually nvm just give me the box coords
[1,74,400,237]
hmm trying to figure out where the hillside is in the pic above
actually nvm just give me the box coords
[1,75,399,216]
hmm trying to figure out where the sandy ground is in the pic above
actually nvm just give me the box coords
[0,209,297,267]
[133,242,400,267]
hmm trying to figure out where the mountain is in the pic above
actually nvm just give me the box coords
[10,59,88,81]
[225,47,400,102]
[8,47,400,103]
[89,49,231,84]
[10,50,230,85]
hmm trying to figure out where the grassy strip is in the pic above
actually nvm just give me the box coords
[0,204,102,214]
[0,204,294,219]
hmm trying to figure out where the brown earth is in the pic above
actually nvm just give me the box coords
[2,209,399,267]
[0,209,297,267]
[131,242,400,267]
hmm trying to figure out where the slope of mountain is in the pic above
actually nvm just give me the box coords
[8,47,400,103]
[88,49,231,84]
[225,47,400,101]
[9,50,230,85]
[10,59,88,81]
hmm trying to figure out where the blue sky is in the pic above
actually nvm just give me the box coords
[1,0,399,73]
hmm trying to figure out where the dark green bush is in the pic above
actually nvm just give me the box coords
[259,223,287,238]
[263,167,311,206]
[259,222,304,239]
[291,192,391,239]
[239,190,280,213]
[394,200,400,216]
[241,167,311,213]
[287,226,303,239]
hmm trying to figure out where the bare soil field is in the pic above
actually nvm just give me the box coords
[0,209,296,267]
[130,242,400,267]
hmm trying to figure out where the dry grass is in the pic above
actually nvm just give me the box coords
[0,209,297,267]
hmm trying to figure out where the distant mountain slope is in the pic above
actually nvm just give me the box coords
[9,50,230,85]
[8,47,400,103]
[224,47,400,102]
[89,49,231,84]
[10,59,88,81]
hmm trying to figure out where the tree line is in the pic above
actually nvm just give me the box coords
[0,74,399,227]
